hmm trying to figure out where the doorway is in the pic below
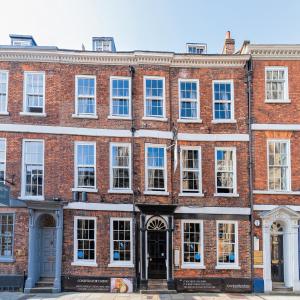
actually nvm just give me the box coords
[271,222,284,283]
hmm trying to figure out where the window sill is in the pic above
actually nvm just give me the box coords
[18,196,44,201]
[72,114,98,119]
[142,117,168,122]
[108,115,132,120]
[108,262,134,268]
[215,265,241,270]
[108,189,133,194]
[177,119,203,124]
[71,188,98,193]
[214,193,239,197]
[144,191,169,196]
[253,190,298,195]
[0,257,15,263]
[20,112,47,117]
[178,193,204,197]
[181,264,205,269]
[0,112,9,116]
[71,261,98,267]
[212,119,236,124]
[265,99,291,104]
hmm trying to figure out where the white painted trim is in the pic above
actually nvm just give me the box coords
[253,205,300,212]
[211,119,237,124]
[72,114,98,119]
[109,142,132,192]
[21,139,44,200]
[253,190,300,195]
[109,217,133,267]
[212,79,235,122]
[65,202,136,212]
[178,193,204,197]
[22,71,45,114]
[143,76,166,119]
[0,70,9,114]
[215,147,237,195]
[145,143,167,193]
[109,76,132,119]
[181,219,205,269]
[142,116,168,122]
[265,66,289,103]
[252,124,300,131]
[216,220,240,269]
[178,133,249,141]
[74,141,97,190]
[19,112,47,117]
[135,130,172,139]
[0,138,6,184]
[175,206,250,215]
[74,75,97,117]
[178,78,201,121]
[71,188,98,193]
[180,146,202,195]
[107,189,133,194]
[73,216,97,266]
[267,139,291,192]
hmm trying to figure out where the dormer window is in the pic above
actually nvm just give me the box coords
[92,37,116,52]
[186,43,207,54]
[9,34,37,47]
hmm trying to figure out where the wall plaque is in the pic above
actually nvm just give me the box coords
[224,278,252,292]
[62,276,110,292]
[176,278,223,292]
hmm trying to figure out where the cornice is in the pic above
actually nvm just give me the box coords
[0,49,249,68]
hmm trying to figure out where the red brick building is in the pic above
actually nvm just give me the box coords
[0,33,252,293]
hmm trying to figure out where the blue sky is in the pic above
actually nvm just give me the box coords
[1,0,299,53]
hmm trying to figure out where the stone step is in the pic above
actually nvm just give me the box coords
[29,287,53,293]
[140,289,177,294]
[36,281,54,287]
[39,277,54,282]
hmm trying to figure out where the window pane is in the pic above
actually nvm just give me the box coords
[112,220,131,262]
[216,149,234,194]
[76,218,95,261]
[145,79,164,117]
[183,222,202,263]
[25,73,44,113]
[218,223,236,264]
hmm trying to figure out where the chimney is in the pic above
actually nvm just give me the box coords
[222,31,235,54]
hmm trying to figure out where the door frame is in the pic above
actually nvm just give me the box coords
[270,226,284,282]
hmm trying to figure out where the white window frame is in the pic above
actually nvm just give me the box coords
[143,76,166,120]
[109,142,132,193]
[0,138,6,185]
[109,76,132,119]
[214,147,238,197]
[144,143,168,195]
[179,146,203,196]
[109,217,134,267]
[21,71,46,116]
[267,139,291,192]
[212,80,235,123]
[216,220,240,269]
[0,70,9,115]
[181,220,205,269]
[72,216,97,267]
[73,141,97,192]
[265,66,289,103]
[21,139,44,200]
[0,213,14,262]
[178,79,200,122]
[73,75,97,118]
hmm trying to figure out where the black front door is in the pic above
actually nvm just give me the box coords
[271,234,284,282]
[148,230,167,279]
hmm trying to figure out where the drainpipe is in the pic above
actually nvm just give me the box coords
[128,65,138,289]
[246,57,254,290]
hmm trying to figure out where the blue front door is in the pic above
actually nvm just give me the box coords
[40,228,56,277]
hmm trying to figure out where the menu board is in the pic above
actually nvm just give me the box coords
[62,276,110,292]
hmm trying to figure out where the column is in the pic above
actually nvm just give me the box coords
[140,214,147,289]
[167,216,174,290]
[292,221,300,291]
[262,221,272,292]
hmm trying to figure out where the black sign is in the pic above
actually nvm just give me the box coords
[175,277,252,293]
[0,184,10,206]
[62,276,110,292]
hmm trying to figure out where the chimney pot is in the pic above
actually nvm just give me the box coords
[222,31,235,55]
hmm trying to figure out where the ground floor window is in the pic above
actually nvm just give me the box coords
[110,218,132,266]
[74,216,96,264]
[0,214,14,259]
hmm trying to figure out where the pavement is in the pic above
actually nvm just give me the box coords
[1,293,300,300]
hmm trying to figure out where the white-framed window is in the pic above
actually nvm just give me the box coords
[75,76,96,115]
[179,79,200,120]
[0,139,6,184]
[265,67,289,103]
[215,147,237,195]
[73,216,97,266]
[110,143,131,192]
[22,140,44,199]
[93,40,112,52]
[216,221,239,268]
[144,76,165,119]
[180,147,202,195]
[0,214,14,260]
[74,142,96,190]
[0,71,8,114]
[181,220,204,268]
[145,144,167,193]
[213,80,234,121]
[23,72,45,114]
[268,140,290,191]
[110,77,131,118]
[109,218,133,267]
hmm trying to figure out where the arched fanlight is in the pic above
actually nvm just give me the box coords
[270,222,284,234]
[147,217,167,231]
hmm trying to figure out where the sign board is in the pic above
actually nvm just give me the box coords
[223,278,252,292]
[254,250,263,265]
[111,278,133,293]
[0,184,10,206]
[62,276,110,292]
